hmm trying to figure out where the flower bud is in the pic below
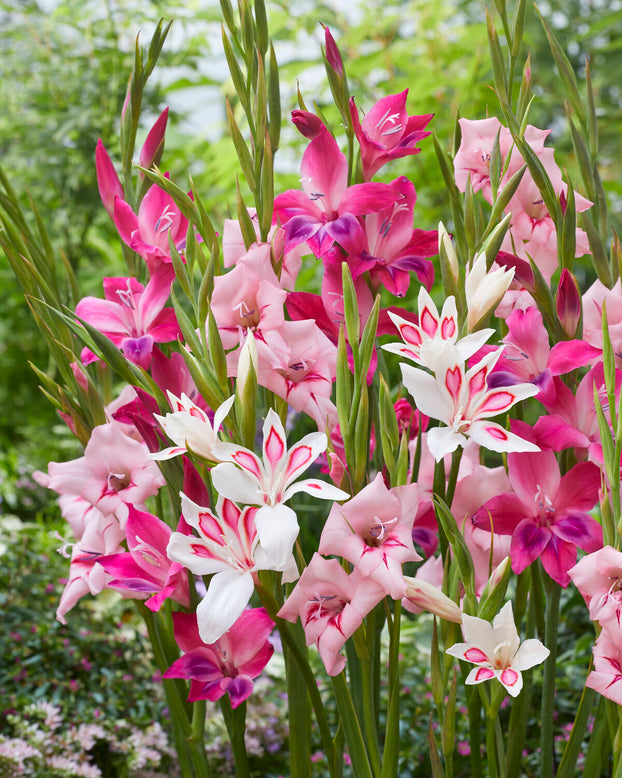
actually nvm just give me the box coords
[556,268,581,338]
[465,253,514,331]
[139,107,169,174]
[323,26,343,77]
[403,576,463,623]
[438,221,459,283]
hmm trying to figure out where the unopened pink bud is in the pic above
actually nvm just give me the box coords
[556,268,581,337]
[95,140,123,219]
[403,576,463,623]
[323,26,343,77]
[291,110,325,139]
[139,107,169,173]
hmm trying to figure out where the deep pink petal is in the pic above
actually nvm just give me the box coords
[548,340,601,375]
[510,519,552,574]
[555,462,601,514]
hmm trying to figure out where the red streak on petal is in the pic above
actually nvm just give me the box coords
[484,426,509,441]
[500,668,519,686]
[286,445,313,480]
[441,316,456,339]
[474,667,495,681]
[400,323,422,346]
[232,450,263,479]
[191,543,213,558]
[445,366,462,402]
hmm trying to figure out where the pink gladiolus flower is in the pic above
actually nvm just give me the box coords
[164,609,275,708]
[211,409,348,570]
[167,494,285,644]
[278,554,386,676]
[484,306,600,398]
[57,512,125,623]
[583,279,622,366]
[453,117,514,198]
[273,125,395,257]
[98,505,190,611]
[472,441,603,587]
[258,320,338,431]
[75,264,180,370]
[43,421,165,526]
[569,546,622,630]
[585,630,622,706]
[113,181,189,273]
[400,347,540,460]
[447,602,549,697]
[349,90,433,181]
[318,474,421,598]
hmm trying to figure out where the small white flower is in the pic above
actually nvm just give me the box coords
[446,601,549,697]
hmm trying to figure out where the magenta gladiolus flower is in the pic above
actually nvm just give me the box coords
[75,264,180,370]
[164,609,275,708]
[472,443,602,586]
[98,505,190,612]
[349,90,433,180]
[447,602,549,697]
[274,125,395,257]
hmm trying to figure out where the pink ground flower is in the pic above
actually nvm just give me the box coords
[318,474,421,598]
[164,609,275,708]
[278,554,386,676]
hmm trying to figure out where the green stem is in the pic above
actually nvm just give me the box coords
[540,572,561,778]
[556,686,595,778]
[220,697,251,778]
[466,688,483,778]
[381,600,401,778]
[445,448,464,508]
[331,672,375,778]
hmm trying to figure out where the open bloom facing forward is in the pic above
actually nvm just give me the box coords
[211,409,348,570]
[401,347,540,460]
[447,602,549,696]
[164,609,275,708]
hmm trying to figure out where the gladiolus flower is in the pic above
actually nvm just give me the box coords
[446,601,549,696]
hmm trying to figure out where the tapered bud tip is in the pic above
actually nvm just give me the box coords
[291,110,325,140]
[488,555,510,590]
[323,25,343,77]
[237,332,259,396]
[139,107,169,170]
[95,140,123,219]
[556,268,581,337]
[438,221,459,282]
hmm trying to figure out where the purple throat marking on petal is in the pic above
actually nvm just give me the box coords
[365,515,399,547]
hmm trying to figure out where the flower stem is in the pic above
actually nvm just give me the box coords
[540,572,561,778]
[220,697,251,778]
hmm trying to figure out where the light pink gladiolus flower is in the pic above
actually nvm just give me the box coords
[585,629,622,706]
[349,90,433,181]
[319,474,421,598]
[583,279,622,366]
[447,601,549,697]
[569,546,622,630]
[75,264,180,370]
[401,346,540,460]
[43,421,165,527]
[278,554,386,676]
[56,512,125,623]
[211,409,348,571]
[164,608,275,708]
